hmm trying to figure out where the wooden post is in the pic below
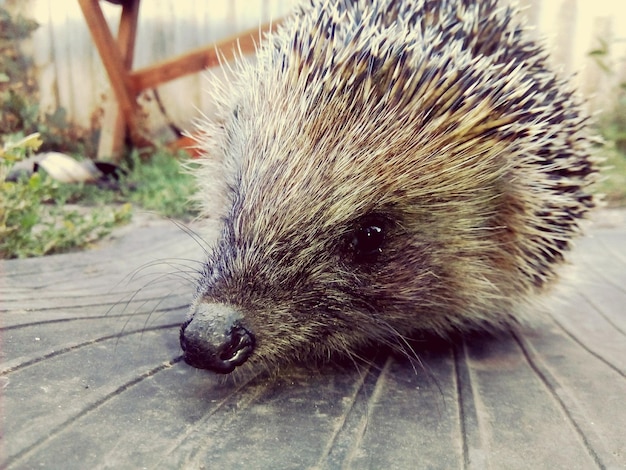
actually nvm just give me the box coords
[79,0,285,160]
[97,0,141,160]
[78,0,144,161]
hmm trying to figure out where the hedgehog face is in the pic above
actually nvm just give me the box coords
[180,155,496,375]
[180,206,434,373]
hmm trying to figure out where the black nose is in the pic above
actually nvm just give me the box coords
[180,304,255,373]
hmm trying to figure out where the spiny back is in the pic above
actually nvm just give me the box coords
[191,0,598,362]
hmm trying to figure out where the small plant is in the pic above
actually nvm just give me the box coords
[0,134,131,259]
[588,38,626,206]
[0,5,99,156]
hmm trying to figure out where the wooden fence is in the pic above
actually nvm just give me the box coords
[8,0,626,152]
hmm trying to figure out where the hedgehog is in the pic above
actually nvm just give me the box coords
[179,0,598,374]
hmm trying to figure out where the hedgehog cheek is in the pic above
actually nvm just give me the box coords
[179,302,255,373]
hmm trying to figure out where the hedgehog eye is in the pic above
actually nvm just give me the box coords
[349,224,385,261]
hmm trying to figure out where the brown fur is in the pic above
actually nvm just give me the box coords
[185,0,598,373]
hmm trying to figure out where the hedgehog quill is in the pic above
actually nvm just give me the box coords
[179,0,598,374]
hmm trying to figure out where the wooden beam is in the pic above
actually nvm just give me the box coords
[129,19,284,92]
[78,0,138,117]
[80,0,286,159]
[118,0,140,68]
[97,0,142,160]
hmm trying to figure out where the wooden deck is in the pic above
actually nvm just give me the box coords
[1,210,625,469]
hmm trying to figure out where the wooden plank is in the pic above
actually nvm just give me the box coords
[77,0,138,123]
[129,19,284,92]
[1,211,625,468]
[97,0,141,160]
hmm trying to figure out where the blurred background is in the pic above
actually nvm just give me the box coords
[6,0,625,127]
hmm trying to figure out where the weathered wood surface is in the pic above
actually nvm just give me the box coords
[1,211,625,469]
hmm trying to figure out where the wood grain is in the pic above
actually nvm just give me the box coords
[1,211,625,469]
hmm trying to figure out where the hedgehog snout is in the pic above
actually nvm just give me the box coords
[180,303,255,373]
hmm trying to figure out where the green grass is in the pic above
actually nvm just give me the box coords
[594,143,626,207]
[121,148,200,220]
[50,148,200,220]
[593,98,626,207]
[1,136,198,259]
